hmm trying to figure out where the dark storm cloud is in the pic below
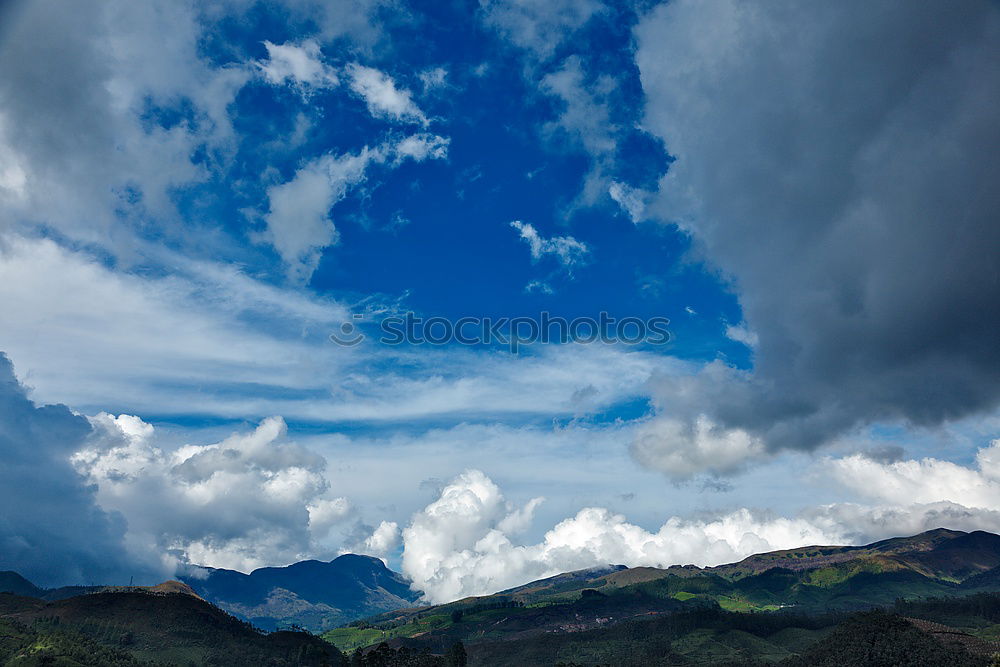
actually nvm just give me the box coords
[0,353,131,587]
[633,0,1000,473]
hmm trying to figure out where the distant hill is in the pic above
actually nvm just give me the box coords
[0,588,343,665]
[181,553,423,632]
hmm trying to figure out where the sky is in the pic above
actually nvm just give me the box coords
[0,0,998,603]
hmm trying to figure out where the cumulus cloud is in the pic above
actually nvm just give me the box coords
[510,220,589,271]
[360,521,402,559]
[75,414,350,573]
[258,39,338,91]
[400,462,1000,602]
[347,63,428,125]
[633,0,1000,470]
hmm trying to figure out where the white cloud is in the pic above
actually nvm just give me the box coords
[362,521,402,559]
[258,39,338,92]
[394,133,450,162]
[510,220,589,270]
[0,233,351,418]
[263,148,374,283]
[309,497,354,539]
[398,468,839,603]
[828,439,1000,509]
[481,0,604,60]
[263,133,449,282]
[0,234,682,427]
[0,0,250,248]
[75,414,351,573]
[539,56,621,211]
[418,67,448,90]
[400,463,1000,602]
[724,322,759,348]
[347,63,428,125]
[608,181,647,223]
[524,280,554,295]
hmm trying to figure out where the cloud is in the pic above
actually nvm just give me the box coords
[481,0,604,60]
[258,39,338,92]
[347,63,428,125]
[400,470,545,602]
[0,353,134,587]
[0,233,352,418]
[827,439,1000,509]
[394,133,450,162]
[0,0,249,247]
[418,67,448,91]
[361,521,402,559]
[309,497,354,540]
[608,181,647,223]
[510,220,589,270]
[630,414,766,481]
[75,413,350,573]
[263,133,449,282]
[724,322,758,349]
[400,463,1000,602]
[263,148,374,283]
[633,0,1000,468]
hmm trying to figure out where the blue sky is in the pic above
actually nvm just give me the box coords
[0,0,999,600]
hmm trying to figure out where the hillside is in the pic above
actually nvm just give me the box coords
[324,528,1000,662]
[0,588,344,665]
[181,553,422,632]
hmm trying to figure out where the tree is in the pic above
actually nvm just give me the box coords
[444,641,467,667]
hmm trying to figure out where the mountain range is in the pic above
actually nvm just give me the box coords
[4,528,1000,665]
[323,528,1000,663]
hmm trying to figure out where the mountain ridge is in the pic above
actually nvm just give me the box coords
[180,552,422,631]
[322,527,1000,657]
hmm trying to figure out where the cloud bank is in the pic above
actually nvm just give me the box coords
[401,445,1000,602]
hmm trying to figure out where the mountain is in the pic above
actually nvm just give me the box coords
[0,588,344,665]
[0,570,116,601]
[0,571,42,598]
[324,528,1000,663]
[181,553,423,632]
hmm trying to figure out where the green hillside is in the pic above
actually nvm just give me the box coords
[0,590,343,666]
[323,529,1000,665]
